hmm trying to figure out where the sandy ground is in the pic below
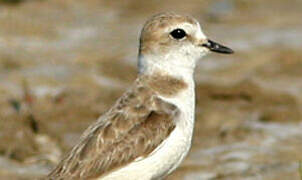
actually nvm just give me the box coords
[0,0,302,179]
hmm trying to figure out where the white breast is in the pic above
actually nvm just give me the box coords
[100,80,195,180]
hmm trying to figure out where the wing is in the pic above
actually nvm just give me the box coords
[46,82,179,180]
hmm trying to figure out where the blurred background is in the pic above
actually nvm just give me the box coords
[0,0,302,179]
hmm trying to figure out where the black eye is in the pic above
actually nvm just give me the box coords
[170,28,187,40]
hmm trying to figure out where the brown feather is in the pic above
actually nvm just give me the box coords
[144,73,188,97]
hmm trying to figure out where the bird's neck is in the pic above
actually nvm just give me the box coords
[137,53,197,99]
[138,53,196,83]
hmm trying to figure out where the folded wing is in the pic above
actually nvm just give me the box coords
[46,82,179,180]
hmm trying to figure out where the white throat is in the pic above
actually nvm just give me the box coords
[138,53,197,81]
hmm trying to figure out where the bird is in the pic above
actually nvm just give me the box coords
[46,12,233,180]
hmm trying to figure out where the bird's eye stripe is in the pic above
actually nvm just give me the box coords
[170,28,187,40]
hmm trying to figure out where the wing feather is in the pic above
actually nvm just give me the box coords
[46,80,179,180]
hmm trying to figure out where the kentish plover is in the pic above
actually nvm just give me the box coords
[46,12,233,180]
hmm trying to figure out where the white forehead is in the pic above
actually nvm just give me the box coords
[164,22,207,40]
[195,22,207,39]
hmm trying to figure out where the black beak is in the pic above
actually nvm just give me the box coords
[202,40,234,54]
